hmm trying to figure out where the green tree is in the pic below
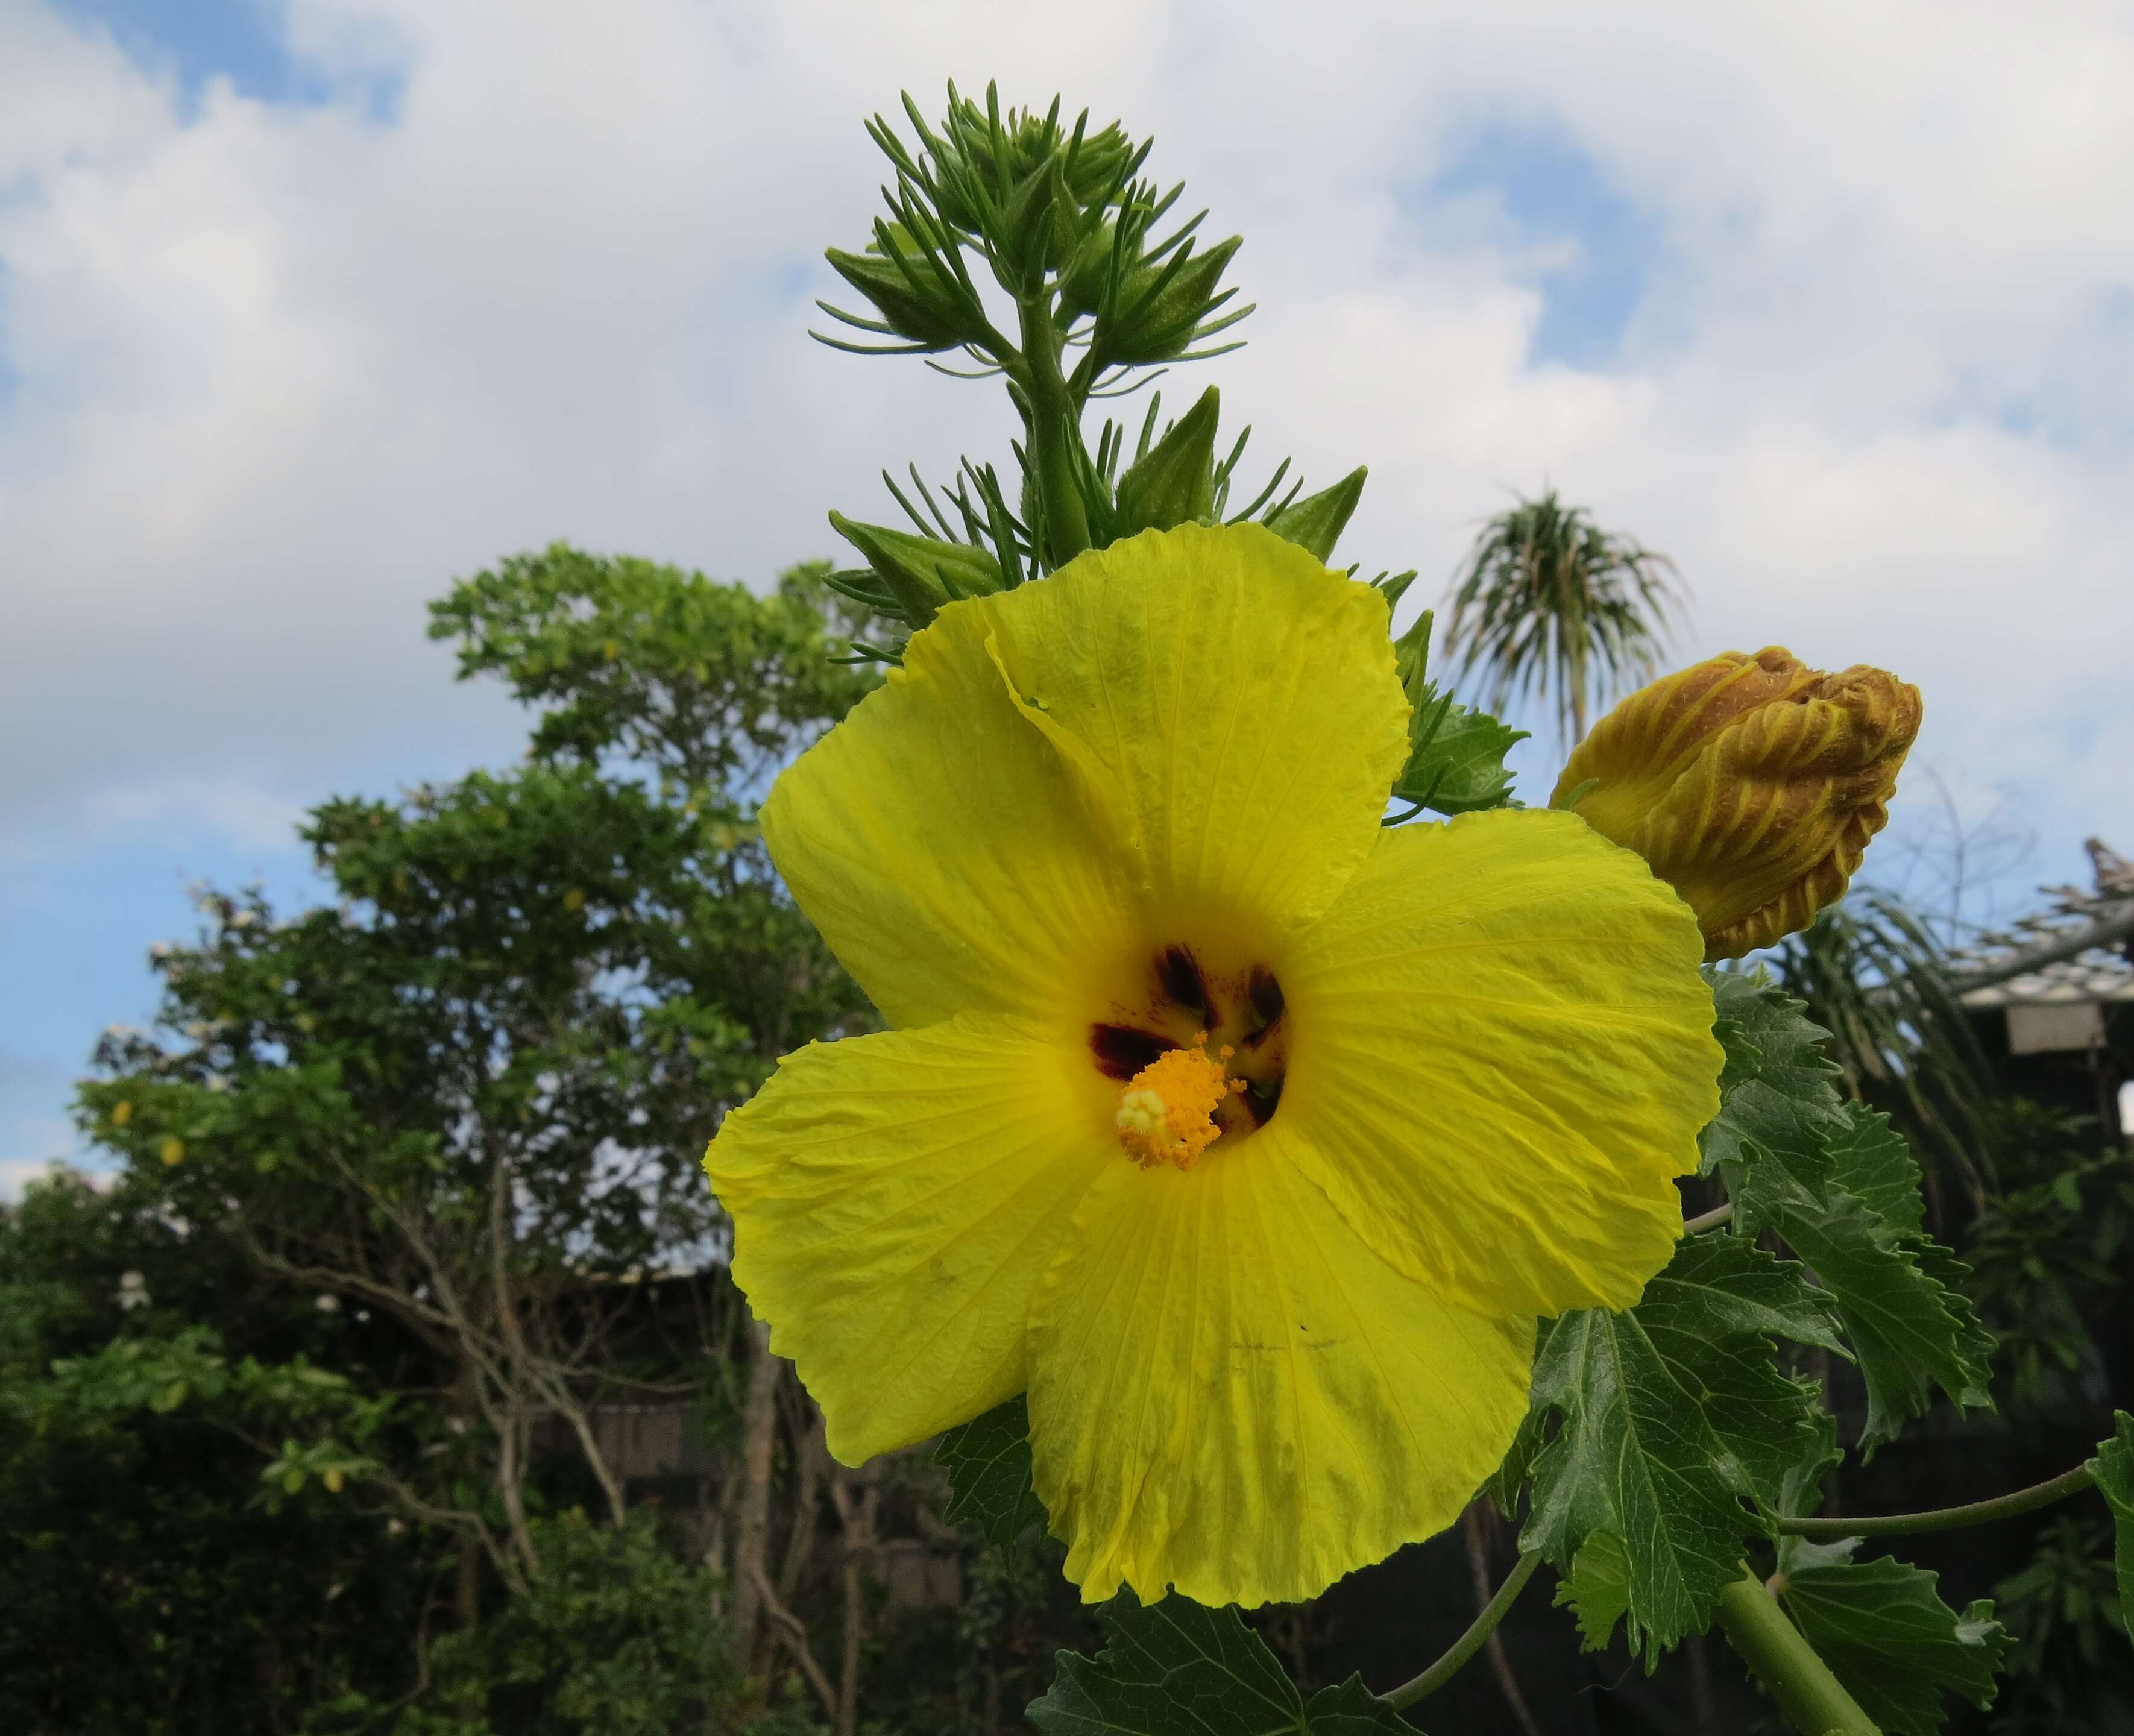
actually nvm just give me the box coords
[1438,489,1685,745]
[49,549,873,1724]
[0,1171,435,1735]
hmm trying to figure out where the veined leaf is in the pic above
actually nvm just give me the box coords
[2086,1410,2134,1640]
[1028,1593,1408,1735]
[1702,995,1988,1450]
[1391,697,1526,816]
[1498,1234,1837,1664]
[1555,1532,1632,1653]
[936,1394,1047,1547]
[1700,969,1848,1225]
[1775,1540,2010,1735]
[1824,1103,1927,1236]
[1386,609,1525,819]
[1772,1192,1995,1451]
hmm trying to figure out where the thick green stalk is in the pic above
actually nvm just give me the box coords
[1713,1570,1878,1736]
[1016,295,1091,565]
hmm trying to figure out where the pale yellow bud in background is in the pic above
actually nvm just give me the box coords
[1553,647,1921,961]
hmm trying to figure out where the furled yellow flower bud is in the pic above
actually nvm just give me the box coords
[1553,647,1921,961]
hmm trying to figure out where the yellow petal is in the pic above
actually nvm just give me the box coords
[763,592,1141,1029]
[1026,1128,1532,1608]
[1279,809,1720,1318]
[704,1016,1113,1464]
[762,523,1411,1028]
[984,522,1411,943]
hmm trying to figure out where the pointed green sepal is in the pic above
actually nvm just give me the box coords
[828,511,1005,629]
[825,245,976,352]
[1056,219,1118,323]
[1113,385,1221,536]
[1099,236,1244,366]
[1266,466,1367,562]
[1394,607,1433,701]
[1002,155,1077,289]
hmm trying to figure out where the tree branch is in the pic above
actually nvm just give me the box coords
[747,1561,840,1722]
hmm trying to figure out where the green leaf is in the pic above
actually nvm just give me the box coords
[1382,611,1525,817]
[1028,1593,1408,1735]
[936,1395,1047,1547]
[1502,1235,1838,1664]
[1778,1545,2010,1735]
[1699,969,1847,1225]
[1700,990,1989,1450]
[1264,467,1366,563]
[1824,1104,1927,1236]
[1777,1410,1844,1524]
[1772,1191,1995,1451]
[2086,1410,2134,1640]
[1295,1679,1419,1735]
[1391,698,1526,816]
[1555,1532,1632,1652]
[1114,386,1221,536]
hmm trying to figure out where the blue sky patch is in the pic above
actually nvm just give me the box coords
[52,0,404,121]
[1414,119,1665,370]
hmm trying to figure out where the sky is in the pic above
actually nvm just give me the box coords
[4,0,2132,1195]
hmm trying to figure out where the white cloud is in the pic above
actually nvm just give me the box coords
[0,1148,101,1204]
[0,1158,58,1203]
[1,0,2129,885]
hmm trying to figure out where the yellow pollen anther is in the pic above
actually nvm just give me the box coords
[1114,1036,1239,1171]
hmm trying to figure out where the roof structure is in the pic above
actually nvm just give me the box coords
[1949,838,2134,1011]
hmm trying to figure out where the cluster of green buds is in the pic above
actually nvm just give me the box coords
[814,86,1391,657]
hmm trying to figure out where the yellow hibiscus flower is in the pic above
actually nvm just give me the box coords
[704,522,1721,1608]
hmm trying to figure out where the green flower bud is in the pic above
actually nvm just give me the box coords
[1265,467,1367,564]
[1097,236,1243,367]
[825,242,982,353]
[1113,386,1221,536]
[828,512,1006,629]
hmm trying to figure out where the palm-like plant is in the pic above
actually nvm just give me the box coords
[1438,489,1686,744]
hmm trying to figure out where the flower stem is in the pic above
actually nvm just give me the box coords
[1017,297,1091,567]
[1713,1570,1879,1735]
[1380,1549,1541,1709]
[1778,1462,2095,1539]
[1683,1201,1733,1234]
